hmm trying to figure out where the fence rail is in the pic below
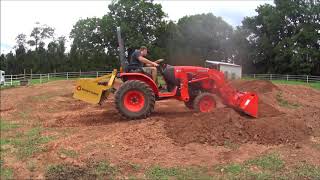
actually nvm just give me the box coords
[1,71,320,87]
[1,70,112,86]
[243,74,320,83]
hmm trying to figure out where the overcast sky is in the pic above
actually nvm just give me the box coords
[1,0,273,54]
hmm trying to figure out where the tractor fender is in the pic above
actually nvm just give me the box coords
[119,73,159,96]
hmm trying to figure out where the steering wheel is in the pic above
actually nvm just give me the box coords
[155,59,167,75]
[155,59,165,64]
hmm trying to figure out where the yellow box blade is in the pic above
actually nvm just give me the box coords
[73,79,106,104]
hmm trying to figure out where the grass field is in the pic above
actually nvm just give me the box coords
[270,79,320,90]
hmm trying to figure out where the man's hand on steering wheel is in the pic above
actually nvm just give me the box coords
[153,59,167,74]
[151,62,159,67]
[154,59,164,64]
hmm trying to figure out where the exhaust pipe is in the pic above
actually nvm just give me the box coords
[116,27,127,72]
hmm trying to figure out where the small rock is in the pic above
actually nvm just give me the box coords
[60,154,67,159]
[295,143,302,149]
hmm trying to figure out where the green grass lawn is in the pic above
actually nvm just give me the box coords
[271,79,320,90]
[43,152,320,179]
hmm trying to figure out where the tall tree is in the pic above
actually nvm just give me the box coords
[69,17,115,71]
[241,0,320,75]
[15,34,27,48]
[5,51,16,74]
[164,13,234,66]
[15,33,27,58]
[0,54,7,72]
[229,27,257,73]
[27,22,55,51]
[101,0,167,57]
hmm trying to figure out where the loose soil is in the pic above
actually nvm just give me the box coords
[1,79,320,178]
[164,80,313,146]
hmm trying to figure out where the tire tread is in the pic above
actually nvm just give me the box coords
[115,80,155,119]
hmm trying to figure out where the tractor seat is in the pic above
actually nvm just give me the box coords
[126,64,143,73]
[126,64,153,79]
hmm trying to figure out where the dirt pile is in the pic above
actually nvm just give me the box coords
[2,79,316,148]
[45,80,312,146]
[164,80,311,146]
[231,79,279,93]
[164,108,310,146]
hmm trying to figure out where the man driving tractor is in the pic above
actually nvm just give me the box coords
[73,26,259,120]
[129,46,161,83]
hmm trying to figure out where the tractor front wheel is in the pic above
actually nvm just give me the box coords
[193,93,216,112]
[115,80,155,119]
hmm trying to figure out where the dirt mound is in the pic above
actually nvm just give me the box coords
[231,80,279,93]
[164,108,310,146]
[164,80,311,146]
[258,101,283,118]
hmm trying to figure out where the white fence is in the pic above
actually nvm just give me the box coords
[2,71,320,87]
[243,74,320,83]
[1,70,112,86]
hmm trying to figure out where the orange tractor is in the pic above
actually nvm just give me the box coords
[73,27,258,119]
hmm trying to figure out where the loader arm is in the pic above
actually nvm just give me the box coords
[172,66,258,117]
[207,69,258,117]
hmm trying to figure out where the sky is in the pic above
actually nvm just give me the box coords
[0,0,273,54]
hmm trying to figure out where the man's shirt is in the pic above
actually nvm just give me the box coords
[130,50,143,67]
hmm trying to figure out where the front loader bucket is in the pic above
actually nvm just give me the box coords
[238,93,258,118]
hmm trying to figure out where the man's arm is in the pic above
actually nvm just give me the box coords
[138,56,158,67]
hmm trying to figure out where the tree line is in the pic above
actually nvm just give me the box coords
[1,0,319,75]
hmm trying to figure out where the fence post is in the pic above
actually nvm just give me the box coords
[287,74,289,81]
[48,73,50,81]
[11,75,13,86]
[96,71,98,78]
[97,71,99,77]
[40,74,42,83]
[307,75,309,83]
[253,74,255,79]
[67,72,69,80]
[79,70,81,77]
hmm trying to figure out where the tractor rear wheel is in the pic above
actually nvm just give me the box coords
[115,80,155,119]
[193,93,216,112]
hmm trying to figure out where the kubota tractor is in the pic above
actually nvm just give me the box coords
[73,27,258,119]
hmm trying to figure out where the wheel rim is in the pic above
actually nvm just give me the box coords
[199,96,215,112]
[123,90,145,112]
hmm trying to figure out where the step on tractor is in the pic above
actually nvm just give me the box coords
[73,27,258,119]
